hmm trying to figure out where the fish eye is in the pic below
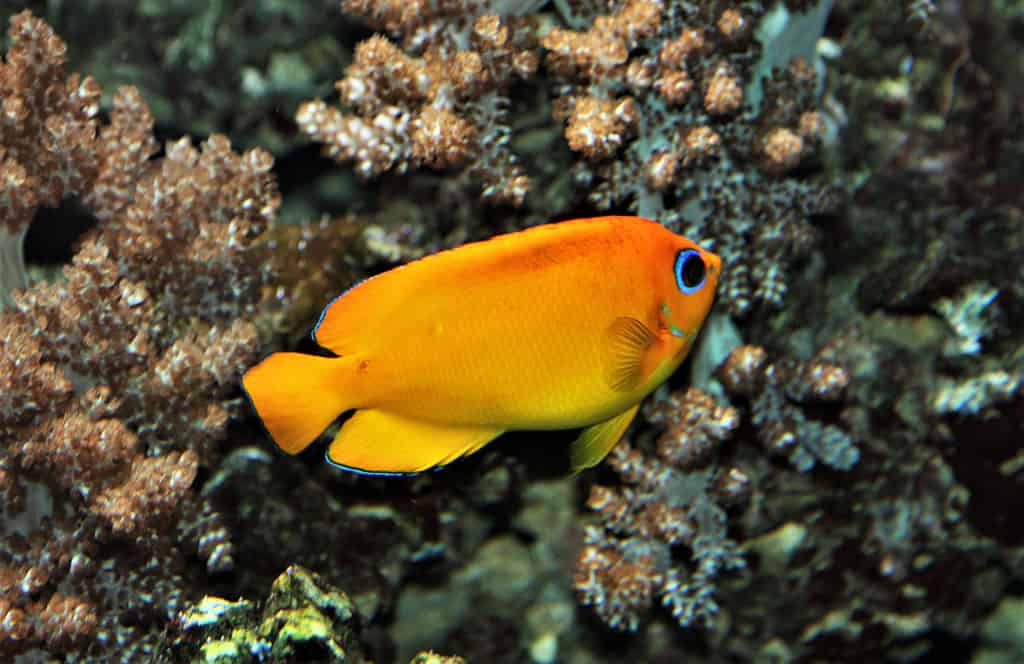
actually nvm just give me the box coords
[674,249,707,294]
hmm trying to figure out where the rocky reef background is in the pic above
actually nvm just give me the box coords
[0,0,1022,662]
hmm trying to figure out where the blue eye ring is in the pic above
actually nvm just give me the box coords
[674,249,707,294]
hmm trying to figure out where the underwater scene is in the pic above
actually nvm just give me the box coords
[0,0,1022,662]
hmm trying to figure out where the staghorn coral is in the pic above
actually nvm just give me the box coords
[717,343,860,471]
[574,387,747,631]
[0,10,276,660]
[297,3,540,206]
[543,0,840,315]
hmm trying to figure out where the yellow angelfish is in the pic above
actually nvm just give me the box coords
[243,216,721,475]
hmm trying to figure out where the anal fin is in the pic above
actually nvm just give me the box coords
[570,403,641,472]
[327,410,504,475]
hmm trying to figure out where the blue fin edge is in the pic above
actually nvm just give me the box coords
[323,451,445,477]
[310,288,352,347]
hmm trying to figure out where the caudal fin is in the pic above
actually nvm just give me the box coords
[242,352,352,455]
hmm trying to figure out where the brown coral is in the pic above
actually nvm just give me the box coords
[299,9,538,206]
[575,387,746,632]
[564,96,638,160]
[0,11,275,659]
[703,62,744,115]
[717,344,858,471]
[92,451,199,536]
[36,593,98,652]
[0,12,157,305]
[542,1,836,316]
[543,0,661,80]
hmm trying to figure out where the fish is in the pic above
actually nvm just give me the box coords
[242,215,721,475]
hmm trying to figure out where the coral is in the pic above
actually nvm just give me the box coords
[0,10,277,660]
[0,10,140,305]
[174,565,364,662]
[3,2,1022,662]
[196,441,505,660]
[717,344,860,471]
[258,214,362,343]
[0,592,98,658]
[930,370,1021,417]
[861,453,969,582]
[177,496,237,575]
[297,4,540,206]
[542,1,840,314]
[933,281,1000,357]
[410,652,467,664]
[294,2,841,313]
[173,563,463,662]
[91,450,199,536]
[574,387,747,631]
[25,2,355,155]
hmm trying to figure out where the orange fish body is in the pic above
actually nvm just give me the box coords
[243,216,721,474]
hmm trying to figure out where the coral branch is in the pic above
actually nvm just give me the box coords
[575,387,746,631]
[0,11,277,659]
[542,2,839,314]
[717,344,859,471]
[298,8,539,206]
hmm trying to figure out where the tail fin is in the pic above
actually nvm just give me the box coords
[242,352,353,455]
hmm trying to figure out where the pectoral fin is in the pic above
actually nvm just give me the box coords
[327,409,503,475]
[603,317,659,392]
[570,403,641,472]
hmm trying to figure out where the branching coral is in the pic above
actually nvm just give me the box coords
[0,10,278,660]
[295,2,840,313]
[717,344,859,471]
[0,11,129,305]
[934,281,1000,357]
[543,0,839,314]
[574,387,747,631]
[930,371,1021,417]
[297,2,540,206]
